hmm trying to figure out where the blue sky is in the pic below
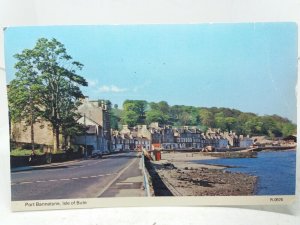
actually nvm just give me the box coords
[4,23,297,123]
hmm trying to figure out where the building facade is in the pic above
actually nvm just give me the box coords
[113,123,253,151]
[10,98,111,153]
[73,98,111,153]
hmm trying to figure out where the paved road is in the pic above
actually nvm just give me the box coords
[11,152,145,201]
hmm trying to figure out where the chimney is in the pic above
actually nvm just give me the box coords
[150,122,159,128]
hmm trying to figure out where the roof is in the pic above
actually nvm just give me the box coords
[77,99,104,126]
[86,125,97,134]
[135,137,150,141]
[283,135,297,142]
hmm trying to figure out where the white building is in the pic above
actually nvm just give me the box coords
[217,138,228,148]
[239,136,254,148]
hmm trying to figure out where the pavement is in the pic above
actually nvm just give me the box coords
[11,159,83,172]
[11,152,146,201]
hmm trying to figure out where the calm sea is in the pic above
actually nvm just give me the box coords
[195,150,296,195]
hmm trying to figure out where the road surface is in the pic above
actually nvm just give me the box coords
[11,151,145,201]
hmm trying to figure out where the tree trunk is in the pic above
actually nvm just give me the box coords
[56,126,60,151]
[62,128,68,149]
[53,129,57,153]
[53,125,60,152]
[30,96,35,153]
[31,117,35,153]
[52,125,60,153]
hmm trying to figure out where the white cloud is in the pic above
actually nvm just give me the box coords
[133,80,152,93]
[98,85,127,93]
[87,79,98,87]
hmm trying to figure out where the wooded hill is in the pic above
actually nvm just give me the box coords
[109,100,296,138]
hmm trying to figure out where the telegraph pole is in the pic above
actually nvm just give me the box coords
[84,113,87,159]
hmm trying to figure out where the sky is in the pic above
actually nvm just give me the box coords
[4,23,298,123]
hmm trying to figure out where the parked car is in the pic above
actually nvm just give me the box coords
[91,149,103,158]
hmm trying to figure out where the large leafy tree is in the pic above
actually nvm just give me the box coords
[122,100,147,126]
[59,79,86,147]
[9,38,87,152]
[146,101,170,125]
[8,49,43,152]
[36,38,87,151]
[146,110,169,125]
[110,104,122,130]
[168,105,199,126]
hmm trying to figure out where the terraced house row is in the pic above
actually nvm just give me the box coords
[111,122,254,152]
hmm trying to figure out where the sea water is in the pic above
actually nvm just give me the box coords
[195,150,296,195]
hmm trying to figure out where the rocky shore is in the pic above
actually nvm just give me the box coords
[147,152,257,196]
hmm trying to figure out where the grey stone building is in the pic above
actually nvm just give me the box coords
[72,98,111,153]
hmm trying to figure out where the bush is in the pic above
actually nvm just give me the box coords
[10,148,44,156]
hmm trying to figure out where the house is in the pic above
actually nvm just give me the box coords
[118,124,151,150]
[122,134,131,150]
[239,135,253,148]
[111,130,124,152]
[136,125,151,150]
[217,137,229,148]
[10,119,54,151]
[72,98,111,153]
[150,128,162,147]
[135,137,151,150]
[160,125,176,149]
[205,129,229,149]
[174,126,202,149]
[120,125,131,135]
[223,131,240,147]
[252,136,273,146]
[72,116,106,153]
[282,135,297,145]
[137,125,152,141]
[119,125,136,150]
[10,97,112,154]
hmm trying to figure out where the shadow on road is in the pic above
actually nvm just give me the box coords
[12,152,139,173]
[11,165,71,173]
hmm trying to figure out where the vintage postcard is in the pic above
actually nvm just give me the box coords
[4,23,297,211]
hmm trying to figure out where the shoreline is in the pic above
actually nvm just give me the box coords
[148,152,257,196]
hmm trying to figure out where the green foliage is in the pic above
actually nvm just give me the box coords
[170,105,200,126]
[122,110,140,127]
[110,113,120,130]
[10,148,67,156]
[115,99,296,138]
[146,110,169,124]
[122,100,147,125]
[146,101,170,125]
[199,109,214,127]
[281,123,296,137]
[10,148,44,156]
[8,48,45,151]
[9,38,87,151]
